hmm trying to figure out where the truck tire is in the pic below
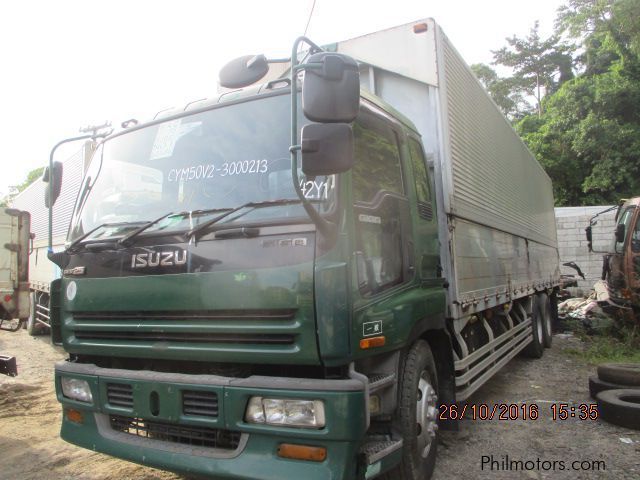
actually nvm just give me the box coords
[538,293,553,348]
[522,299,544,359]
[597,363,640,387]
[549,291,559,333]
[588,376,628,399]
[386,340,438,480]
[26,292,42,336]
[596,389,640,430]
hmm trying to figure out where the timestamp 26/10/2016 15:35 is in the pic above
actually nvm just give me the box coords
[438,403,600,421]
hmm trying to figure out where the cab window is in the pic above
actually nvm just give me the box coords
[352,108,407,294]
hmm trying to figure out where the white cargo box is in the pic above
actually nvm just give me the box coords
[333,19,560,320]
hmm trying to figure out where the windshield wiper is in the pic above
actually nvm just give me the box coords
[116,208,236,247]
[186,199,303,241]
[66,221,147,253]
[116,212,178,247]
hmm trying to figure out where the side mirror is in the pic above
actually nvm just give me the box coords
[43,161,63,208]
[585,226,593,252]
[302,52,360,123]
[615,223,626,244]
[219,54,269,89]
[301,123,353,176]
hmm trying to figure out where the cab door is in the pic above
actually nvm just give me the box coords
[350,104,413,352]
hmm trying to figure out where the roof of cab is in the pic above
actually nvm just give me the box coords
[112,75,420,140]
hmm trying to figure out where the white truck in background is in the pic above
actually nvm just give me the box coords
[11,145,90,335]
[0,207,31,376]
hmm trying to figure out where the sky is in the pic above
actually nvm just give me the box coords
[1,0,565,199]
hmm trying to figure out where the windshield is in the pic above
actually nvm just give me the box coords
[68,93,335,242]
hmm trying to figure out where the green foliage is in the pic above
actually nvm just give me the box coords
[564,337,640,364]
[16,167,45,193]
[555,0,614,39]
[0,166,45,206]
[563,321,640,364]
[499,0,640,206]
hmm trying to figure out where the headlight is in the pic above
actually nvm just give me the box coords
[245,397,325,428]
[61,377,93,403]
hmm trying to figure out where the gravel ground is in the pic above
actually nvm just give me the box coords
[1,328,639,479]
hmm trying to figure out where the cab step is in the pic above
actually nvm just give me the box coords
[360,437,403,465]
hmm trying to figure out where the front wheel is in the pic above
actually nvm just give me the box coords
[387,340,439,479]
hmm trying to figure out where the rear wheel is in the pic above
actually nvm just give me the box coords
[523,297,544,358]
[539,293,553,348]
[386,340,439,479]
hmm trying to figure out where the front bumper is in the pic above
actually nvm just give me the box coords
[55,362,367,480]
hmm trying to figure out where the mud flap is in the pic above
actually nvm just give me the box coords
[50,278,62,346]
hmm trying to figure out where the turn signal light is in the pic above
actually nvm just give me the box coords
[359,336,386,349]
[277,443,327,462]
[65,408,84,424]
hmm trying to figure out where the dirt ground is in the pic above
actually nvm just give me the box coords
[1,329,639,480]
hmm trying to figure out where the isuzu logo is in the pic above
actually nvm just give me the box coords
[131,250,188,269]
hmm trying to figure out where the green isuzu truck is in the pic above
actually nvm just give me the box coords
[47,19,560,480]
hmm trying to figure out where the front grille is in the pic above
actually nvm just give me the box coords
[72,309,297,321]
[107,383,133,408]
[74,331,294,345]
[183,390,219,417]
[110,415,241,450]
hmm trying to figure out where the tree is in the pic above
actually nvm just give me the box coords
[492,21,574,116]
[515,0,640,205]
[517,74,640,205]
[555,0,613,39]
[556,0,640,76]
[470,63,531,119]
[16,167,45,193]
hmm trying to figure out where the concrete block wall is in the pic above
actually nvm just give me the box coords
[554,206,617,288]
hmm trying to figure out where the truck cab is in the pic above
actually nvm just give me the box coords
[49,79,446,479]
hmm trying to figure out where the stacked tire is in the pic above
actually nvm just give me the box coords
[590,363,640,430]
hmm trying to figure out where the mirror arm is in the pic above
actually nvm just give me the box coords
[47,131,110,258]
[289,38,336,244]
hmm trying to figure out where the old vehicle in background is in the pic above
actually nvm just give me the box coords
[0,208,31,375]
[47,19,560,480]
[587,197,640,312]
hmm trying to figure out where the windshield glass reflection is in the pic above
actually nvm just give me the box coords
[68,93,335,242]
